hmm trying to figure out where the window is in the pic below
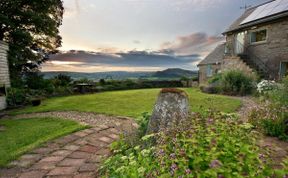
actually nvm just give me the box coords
[0,85,5,96]
[250,29,267,43]
[206,65,213,77]
[280,62,288,79]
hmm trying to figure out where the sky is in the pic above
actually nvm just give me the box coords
[42,0,268,72]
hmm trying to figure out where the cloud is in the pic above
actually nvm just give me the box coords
[160,32,225,57]
[133,40,141,44]
[42,50,200,72]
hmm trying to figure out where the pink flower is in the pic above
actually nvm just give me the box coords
[209,160,222,168]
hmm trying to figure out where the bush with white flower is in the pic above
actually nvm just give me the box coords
[257,80,277,94]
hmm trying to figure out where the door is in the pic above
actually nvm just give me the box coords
[280,61,288,79]
[235,32,245,54]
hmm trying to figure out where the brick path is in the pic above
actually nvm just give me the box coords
[0,112,138,178]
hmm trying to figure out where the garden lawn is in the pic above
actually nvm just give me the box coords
[11,88,241,118]
[0,117,86,167]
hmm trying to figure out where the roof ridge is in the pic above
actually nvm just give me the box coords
[246,0,276,11]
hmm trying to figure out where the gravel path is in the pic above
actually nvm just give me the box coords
[236,96,259,122]
[11,111,138,133]
[0,112,138,178]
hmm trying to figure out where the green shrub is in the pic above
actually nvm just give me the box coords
[24,72,54,93]
[6,88,28,106]
[100,111,286,177]
[249,103,288,140]
[220,70,255,96]
[52,74,72,87]
[266,76,288,106]
[203,70,255,96]
[208,73,222,84]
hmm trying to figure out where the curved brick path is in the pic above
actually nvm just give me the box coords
[0,112,138,178]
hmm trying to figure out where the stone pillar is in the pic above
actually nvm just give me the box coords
[0,41,10,110]
[146,88,190,134]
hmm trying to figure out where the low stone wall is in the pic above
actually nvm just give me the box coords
[0,41,10,110]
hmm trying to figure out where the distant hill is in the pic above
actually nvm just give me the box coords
[42,68,198,81]
[42,71,152,80]
[152,68,198,78]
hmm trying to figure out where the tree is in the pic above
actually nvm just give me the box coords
[0,0,64,86]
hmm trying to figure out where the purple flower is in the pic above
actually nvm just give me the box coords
[171,163,178,170]
[207,118,214,125]
[170,163,178,176]
[185,169,192,174]
[218,174,225,178]
[158,149,165,156]
[258,154,265,159]
[211,138,217,146]
[209,159,222,169]
[170,153,176,159]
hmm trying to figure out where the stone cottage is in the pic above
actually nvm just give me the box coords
[197,43,225,83]
[0,41,10,110]
[198,0,288,84]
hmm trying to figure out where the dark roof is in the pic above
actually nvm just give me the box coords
[223,0,288,34]
[197,43,225,66]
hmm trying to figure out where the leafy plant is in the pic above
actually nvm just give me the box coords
[52,74,72,87]
[100,110,284,177]
[267,76,288,106]
[221,70,255,96]
[6,88,28,106]
[248,102,288,140]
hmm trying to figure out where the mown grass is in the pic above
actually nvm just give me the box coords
[11,88,241,118]
[0,117,87,167]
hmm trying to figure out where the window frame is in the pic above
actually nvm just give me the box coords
[206,64,213,77]
[249,28,268,45]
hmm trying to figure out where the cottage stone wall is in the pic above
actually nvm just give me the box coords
[198,64,221,84]
[0,41,10,110]
[225,18,288,79]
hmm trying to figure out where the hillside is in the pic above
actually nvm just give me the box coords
[42,68,198,81]
[152,68,198,78]
[42,71,152,80]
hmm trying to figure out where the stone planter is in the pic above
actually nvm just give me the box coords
[146,88,190,134]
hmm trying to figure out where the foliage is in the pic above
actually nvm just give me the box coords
[266,76,288,106]
[11,88,242,118]
[136,112,151,138]
[208,73,222,84]
[52,74,72,87]
[249,102,288,140]
[97,79,184,92]
[220,70,255,96]
[249,78,288,140]
[256,80,278,94]
[0,0,64,85]
[100,110,286,177]
[24,72,54,94]
[203,70,255,96]
[0,117,87,167]
[6,88,28,106]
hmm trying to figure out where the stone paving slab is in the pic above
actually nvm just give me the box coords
[0,112,138,178]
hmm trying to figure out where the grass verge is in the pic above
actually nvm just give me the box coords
[11,88,241,118]
[0,117,87,167]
